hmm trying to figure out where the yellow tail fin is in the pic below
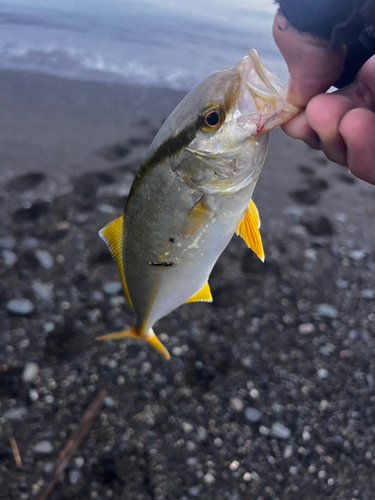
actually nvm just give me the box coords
[96,326,170,360]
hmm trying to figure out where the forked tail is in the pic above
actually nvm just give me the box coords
[96,326,170,359]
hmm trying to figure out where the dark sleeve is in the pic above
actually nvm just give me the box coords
[276,0,375,87]
[275,0,374,46]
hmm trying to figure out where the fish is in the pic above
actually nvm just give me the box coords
[96,50,298,359]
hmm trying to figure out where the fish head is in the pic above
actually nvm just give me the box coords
[178,50,299,194]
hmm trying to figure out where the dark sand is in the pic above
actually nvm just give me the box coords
[0,70,375,500]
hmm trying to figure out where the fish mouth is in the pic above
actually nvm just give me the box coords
[236,49,299,132]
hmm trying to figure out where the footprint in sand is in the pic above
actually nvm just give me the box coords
[7,172,46,191]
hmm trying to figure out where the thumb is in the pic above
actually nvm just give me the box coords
[272,11,346,107]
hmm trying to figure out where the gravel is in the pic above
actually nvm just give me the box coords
[6,298,35,315]
[22,362,40,383]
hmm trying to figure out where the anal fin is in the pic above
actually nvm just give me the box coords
[185,282,212,303]
[99,214,133,308]
[236,199,264,261]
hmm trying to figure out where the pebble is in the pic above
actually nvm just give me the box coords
[32,282,54,302]
[259,426,270,436]
[271,423,291,440]
[68,469,81,485]
[73,213,89,225]
[203,472,215,485]
[97,203,116,214]
[298,323,315,335]
[22,237,38,249]
[35,249,54,269]
[283,445,293,458]
[316,303,338,319]
[335,279,348,289]
[34,441,53,454]
[29,389,39,401]
[230,397,244,412]
[361,289,375,299]
[116,375,126,386]
[317,368,329,379]
[182,422,193,433]
[7,298,34,316]
[43,322,55,334]
[229,460,240,471]
[319,343,336,357]
[348,249,367,262]
[4,407,27,420]
[43,462,54,474]
[22,362,40,383]
[0,236,16,249]
[103,396,115,408]
[244,407,262,423]
[88,308,102,324]
[102,281,122,295]
[188,486,200,496]
[2,249,17,267]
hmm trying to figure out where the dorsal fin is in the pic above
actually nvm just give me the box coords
[99,214,133,308]
[185,282,212,303]
[236,199,264,261]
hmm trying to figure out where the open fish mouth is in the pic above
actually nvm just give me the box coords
[236,49,299,132]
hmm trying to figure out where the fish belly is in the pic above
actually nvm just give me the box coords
[123,163,258,331]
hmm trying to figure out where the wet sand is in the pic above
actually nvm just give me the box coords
[1,70,375,500]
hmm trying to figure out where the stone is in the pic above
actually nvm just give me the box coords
[32,282,54,302]
[7,298,34,316]
[203,472,215,485]
[361,289,375,299]
[230,397,244,412]
[283,444,293,458]
[34,441,53,454]
[229,460,240,471]
[103,397,115,408]
[271,423,291,440]
[22,237,38,249]
[35,249,54,269]
[317,368,329,379]
[4,407,27,420]
[0,236,16,249]
[2,249,17,267]
[298,323,315,335]
[244,407,262,423]
[102,281,122,295]
[22,362,40,383]
[348,249,367,262]
[335,279,348,289]
[182,422,193,433]
[68,469,81,485]
[97,203,116,214]
[316,304,338,319]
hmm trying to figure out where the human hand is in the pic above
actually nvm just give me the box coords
[273,11,375,185]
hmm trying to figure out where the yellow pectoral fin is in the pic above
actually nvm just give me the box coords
[99,213,133,309]
[236,199,264,262]
[96,327,170,360]
[182,195,212,239]
[185,282,213,303]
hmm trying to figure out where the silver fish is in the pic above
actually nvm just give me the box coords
[97,50,298,358]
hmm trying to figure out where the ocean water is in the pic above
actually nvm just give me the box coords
[0,0,287,90]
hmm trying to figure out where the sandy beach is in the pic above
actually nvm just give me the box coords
[1,69,375,500]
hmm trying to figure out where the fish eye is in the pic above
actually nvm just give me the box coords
[199,105,225,132]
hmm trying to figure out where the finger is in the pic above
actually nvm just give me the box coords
[281,110,320,147]
[305,93,353,165]
[272,11,346,107]
[339,108,375,185]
